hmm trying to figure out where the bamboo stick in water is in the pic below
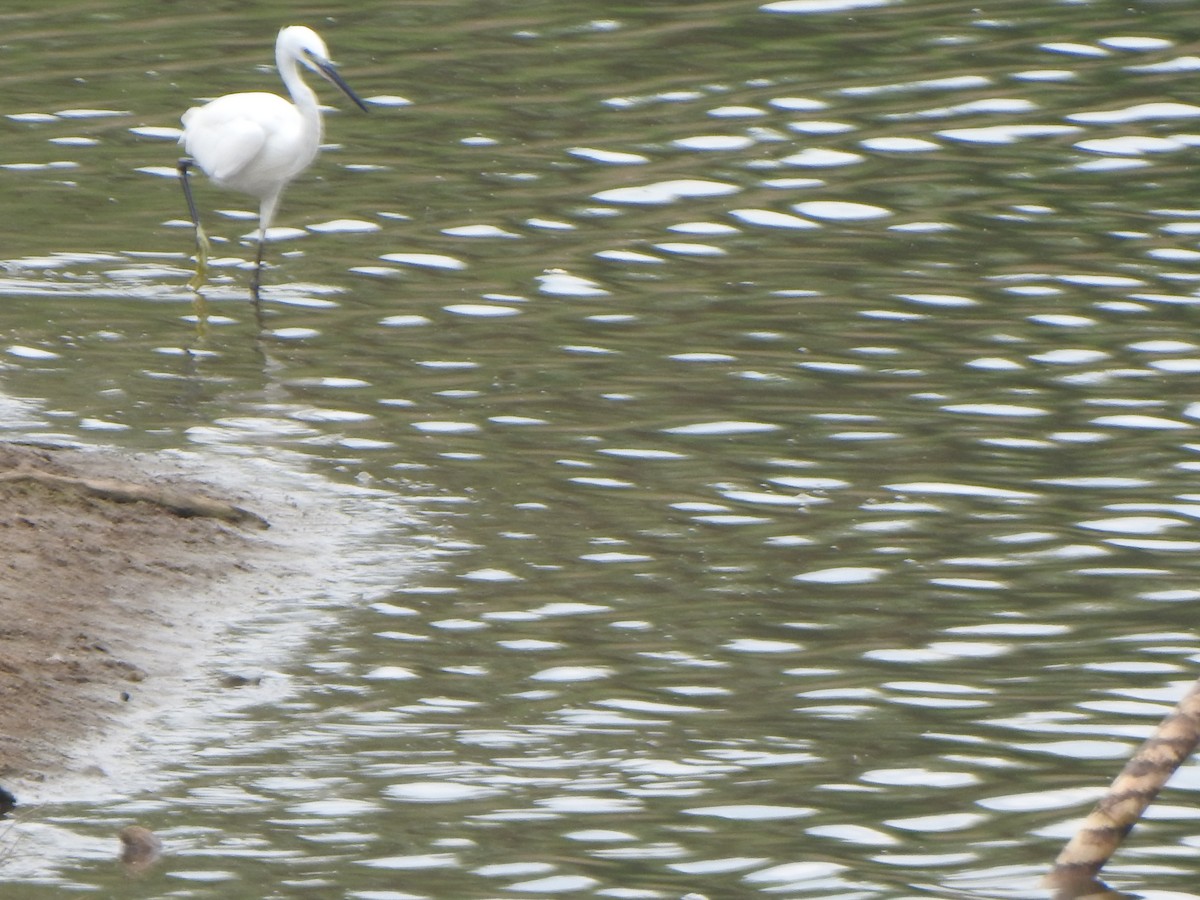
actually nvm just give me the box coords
[1044,677,1200,892]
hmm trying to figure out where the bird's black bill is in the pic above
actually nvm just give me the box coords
[315,59,369,113]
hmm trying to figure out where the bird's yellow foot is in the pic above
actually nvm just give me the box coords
[188,226,211,290]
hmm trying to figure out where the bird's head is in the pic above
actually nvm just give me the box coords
[279,25,369,113]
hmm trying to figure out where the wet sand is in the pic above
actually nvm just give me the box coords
[0,441,276,793]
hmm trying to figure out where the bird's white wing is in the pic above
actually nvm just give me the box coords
[181,92,295,190]
[184,117,267,187]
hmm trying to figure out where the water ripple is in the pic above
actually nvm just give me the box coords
[14,3,1200,896]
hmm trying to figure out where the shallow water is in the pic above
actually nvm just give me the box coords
[5,0,1200,897]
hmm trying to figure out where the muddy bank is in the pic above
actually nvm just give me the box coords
[0,441,281,792]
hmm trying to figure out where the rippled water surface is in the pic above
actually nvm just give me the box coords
[7,0,1200,897]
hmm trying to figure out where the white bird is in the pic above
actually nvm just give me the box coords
[177,25,369,297]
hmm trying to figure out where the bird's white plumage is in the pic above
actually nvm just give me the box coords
[177,24,367,292]
[182,92,315,196]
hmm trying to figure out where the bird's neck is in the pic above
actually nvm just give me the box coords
[276,50,323,133]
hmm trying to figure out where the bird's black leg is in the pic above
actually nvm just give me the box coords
[177,157,210,289]
[249,230,266,309]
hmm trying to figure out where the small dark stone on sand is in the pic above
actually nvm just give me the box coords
[118,824,162,872]
[220,672,264,688]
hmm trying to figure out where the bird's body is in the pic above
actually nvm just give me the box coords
[177,25,368,296]
[183,91,319,199]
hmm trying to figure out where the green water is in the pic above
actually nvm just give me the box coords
[4,0,1200,897]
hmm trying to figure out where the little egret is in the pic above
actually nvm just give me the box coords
[177,25,369,297]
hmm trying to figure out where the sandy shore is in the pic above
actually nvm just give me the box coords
[0,441,282,797]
